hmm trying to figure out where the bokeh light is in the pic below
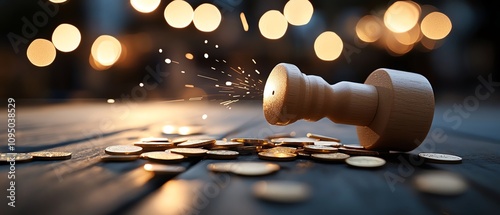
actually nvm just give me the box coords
[240,12,249,32]
[355,15,383,43]
[193,3,221,32]
[51,23,81,52]
[283,0,314,26]
[91,35,122,67]
[258,10,288,40]
[164,0,194,28]
[384,1,421,33]
[130,0,161,13]
[394,23,421,45]
[49,0,67,3]
[27,39,57,67]
[185,53,194,60]
[421,12,452,40]
[314,31,343,61]
[385,33,413,56]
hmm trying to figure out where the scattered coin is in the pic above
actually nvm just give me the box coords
[134,141,174,150]
[314,141,342,148]
[170,137,188,145]
[311,153,350,162]
[140,137,170,142]
[105,145,143,155]
[141,151,185,162]
[143,163,186,174]
[345,156,386,168]
[338,147,379,156]
[413,171,468,196]
[271,137,316,147]
[342,144,365,149]
[206,150,239,159]
[258,151,297,161]
[207,162,235,172]
[253,180,311,203]
[304,145,338,153]
[264,146,296,154]
[418,152,462,164]
[169,148,208,157]
[230,162,280,176]
[101,155,140,162]
[306,133,341,143]
[177,139,216,148]
[231,138,268,146]
[0,153,33,163]
[30,151,72,160]
[214,140,244,148]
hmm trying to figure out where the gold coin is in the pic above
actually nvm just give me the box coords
[271,137,315,147]
[230,162,280,176]
[418,152,462,164]
[306,133,341,142]
[0,153,33,162]
[314,141,342,148]
[253,180,311,203]
[141,151,185,162]
[264,146,296,154]
[143,163,186,174]
[214,140,243,148]
[304,145,338,153]
[140,137,170,142]
[101,155,140,162]
[177,139,216,148]
[105,145,143,155]
[338,147,379,156]
[133,141,174,149]
[231,138,268,146]
[169,148,208,157]
[30,151,72,160]
[170,137,188,145]
[207,162,236,172]
[413,171,467,196]
[258,151,297,161]
[206,150,239,159]
[342,144,365,149]
[311,153,350,162]
[345,156,386,168]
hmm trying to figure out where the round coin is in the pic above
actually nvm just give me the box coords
[258,151,297,161]
[141,151,185,162]
[231,138,268,146]
[342,144,365,149]
[253,180,311,203]
[314,141,342,147]
[134,141,174,149]
[338,147,379,156]
[306,133,341,142]
[304,145,338,153]
[30,151,72,160]
[0,153,33,163]
[311,153,350,162]
[105,145,143,155]
[230,162,280,176]
[169,148,208,157]
[143,163,186,174]
[206,150,239,159]
[207,162,236,172]
[101,155,140,162]
[413,171,467,196]
[177,139,216,148]
[418,152,462,164]
[345,156,386,168]
[214,140,243,148]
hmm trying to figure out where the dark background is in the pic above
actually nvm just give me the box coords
[0,0,498,103]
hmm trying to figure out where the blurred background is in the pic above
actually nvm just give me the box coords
[0,0,497,104]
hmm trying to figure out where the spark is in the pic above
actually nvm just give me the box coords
[197,74,218,81]
[255,69,260,74]
[159,49,163,53]
[107,99,115,104]
[225,81,232,86]
[252,59,256,64]
[165,58,172,64]
[185,84,194,88]
[189,97,203,101]
[139,83,144,87]
[204,53,209,58]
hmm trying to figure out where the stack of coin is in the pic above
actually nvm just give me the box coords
[306,133,341,143]
[211,140,243,150]
[304,145,338,154]
[206,150,239,159]
[134,141,174,151]
[176,139,216,148]
[231,138,268,146]
[271,137,316,147]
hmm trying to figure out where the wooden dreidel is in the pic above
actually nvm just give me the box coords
[263,63,435,151]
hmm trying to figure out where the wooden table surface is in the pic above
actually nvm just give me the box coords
[1,99,499,215]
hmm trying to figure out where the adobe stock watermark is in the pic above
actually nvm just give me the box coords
[384,73,499,192]
[6,0,60,54]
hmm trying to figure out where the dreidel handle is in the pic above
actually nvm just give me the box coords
[263,63,435,151]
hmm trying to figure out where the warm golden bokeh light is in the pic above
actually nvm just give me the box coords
[27,39,56,67]
[193,3,222,32]
[89,54,111,71]
[314,31,343,61]
[355,15,383,43]
[91,35,122,67]
[240,12,249,32]
[384,1,421,33]
[421,12,452,40]
[385,33,413,56]
[394,23,421,45]
[164,0,194,28]
[130,0,161,13]
[258,10,288,40]
[185,53,194,60]
[51,23,81,52]
[49,0,67,3]
[283,0,314,26]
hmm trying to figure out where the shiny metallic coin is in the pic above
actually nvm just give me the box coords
[345,156,386,168]
[338,147,379,156]
[0,153,33,162]
[253,180,311,203]
[101,155,140,162]
[207,162,236,172]
[231,138,268,146]
[304,145,338,153]
[170,137,188,145]
[206,150,239,159]
[306,133,341,142]
[177,139,216,148]
[214,140,244,148]
[141,151,185,162]
[105,145,143,155]
[140,137,170,142]
[134,141,174,149]
[143,163,186,174]
[264,146,296,154]
[258,151,297,161]
[271,137,316,147]
[230,162,280,176]
[342,144,365,149]
[169,148,208,157]
[418,152,462,164]
[413,171,468,196]
[30,151,72,160]
[311,153,350,162]
[314,141,342,148]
